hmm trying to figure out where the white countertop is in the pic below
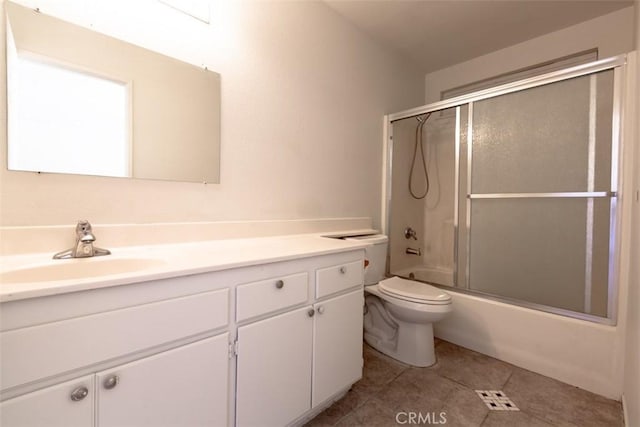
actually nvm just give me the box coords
[0,232,374,302]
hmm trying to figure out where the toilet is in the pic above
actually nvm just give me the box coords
[345,234,452,367]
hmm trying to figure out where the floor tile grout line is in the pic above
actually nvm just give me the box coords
[478,410,491,426]
[433,370,480,391]
[330,368,408,427]
[527,410,559,427]
[440,381,464,406]
[342,358,409,419]
[388,366,410,383]
[501,369,515,389]
[492,369,559,425]
[329,409,352,427]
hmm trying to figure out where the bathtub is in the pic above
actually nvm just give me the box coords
[392,264,624,400]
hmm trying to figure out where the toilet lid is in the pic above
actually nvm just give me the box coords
[379,277,451,304]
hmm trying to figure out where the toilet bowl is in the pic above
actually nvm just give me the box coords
[364,277,451,367]
[344,234,452,367]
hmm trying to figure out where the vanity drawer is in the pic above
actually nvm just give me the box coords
[236,273,308,322]
[316,260,363,298]
[0,289,228,391]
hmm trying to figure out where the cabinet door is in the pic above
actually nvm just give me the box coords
[312,289,364,407]
[236,306,313,427]
[0,375,94,427]
[96,334,229,427]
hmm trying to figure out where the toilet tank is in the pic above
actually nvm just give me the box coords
[344,234,388,285]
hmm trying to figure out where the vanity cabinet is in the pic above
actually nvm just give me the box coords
[0,335,229,427]
[235,257,364,427]
[312,289,363,407]
[235,307,314,427]
[1,285,230,427]
[1,241,365,427]
[0,375,95,427]
[96,334,229,427]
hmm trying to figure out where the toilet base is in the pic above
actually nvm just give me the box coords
[364,322,436,367]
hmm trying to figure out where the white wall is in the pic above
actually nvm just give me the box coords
[427,5,636,400]
[424,6,635,103]
[623,2,640,425]
[0,0,425,228]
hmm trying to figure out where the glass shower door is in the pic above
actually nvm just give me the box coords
[462,70,617,317]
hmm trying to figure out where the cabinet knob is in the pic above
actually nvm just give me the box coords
[275,280,284,289]
[307,309,315,317]
[70,386,89,401]
[339,266,346,274]
[317,306,325,315]
[103,375,119,390]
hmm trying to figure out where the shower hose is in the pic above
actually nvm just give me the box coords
[408,113,431,199]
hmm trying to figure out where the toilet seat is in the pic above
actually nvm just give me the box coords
[379,277,451,305]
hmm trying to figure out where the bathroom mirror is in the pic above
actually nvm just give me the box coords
[5,2,221,183]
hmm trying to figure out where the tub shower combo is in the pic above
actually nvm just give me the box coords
[385,55,626,323]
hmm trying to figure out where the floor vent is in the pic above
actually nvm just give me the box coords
[475,390,520,411]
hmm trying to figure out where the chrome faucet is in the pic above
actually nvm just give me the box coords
[53,220,111,259]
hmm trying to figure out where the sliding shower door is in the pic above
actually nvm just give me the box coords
[460,70,616,318]
[387,55,624,322]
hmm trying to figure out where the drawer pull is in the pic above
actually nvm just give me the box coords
[307,309,315,317]
[339,266,346,274]
[70,386,89,401]
[275,280,284,289]
[317,305,325,315]
[103,375,119,390]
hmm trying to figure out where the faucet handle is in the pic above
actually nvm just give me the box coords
[404,227,418,240]
[76,220,93,237]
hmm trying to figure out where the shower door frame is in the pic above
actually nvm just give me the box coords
[383,54,627,325]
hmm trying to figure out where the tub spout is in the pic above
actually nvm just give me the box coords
[406,247,421,256]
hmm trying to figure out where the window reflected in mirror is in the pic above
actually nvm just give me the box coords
[8,54,130,177]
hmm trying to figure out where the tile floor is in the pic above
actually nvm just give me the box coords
[305,339,624,427]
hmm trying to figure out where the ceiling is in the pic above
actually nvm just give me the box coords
[324,0,634,73]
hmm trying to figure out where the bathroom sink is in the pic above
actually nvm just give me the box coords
[0,257,167,284]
